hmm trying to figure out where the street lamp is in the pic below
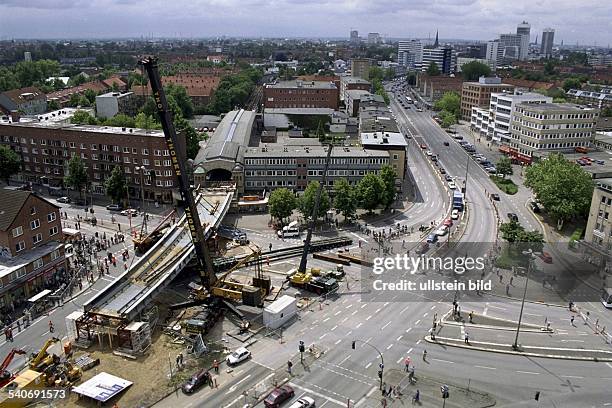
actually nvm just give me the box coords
[352,339,384,390]
[513,248,535,350]
[134,166,148,211]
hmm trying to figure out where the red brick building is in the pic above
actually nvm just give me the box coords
[0,190,66,311]
[46,82,109,108]
[131,73,222,109]
[263,80,339,110]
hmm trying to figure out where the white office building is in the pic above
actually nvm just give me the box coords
[397,40,423,70]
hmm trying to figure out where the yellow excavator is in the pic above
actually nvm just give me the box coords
[29,337,60,372]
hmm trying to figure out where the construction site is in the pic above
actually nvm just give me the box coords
[0,57,368,408]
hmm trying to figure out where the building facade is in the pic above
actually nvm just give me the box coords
[585,179,612,256]
[460,77,515,121]
[397,40,423,70]
[367,33,381,44]
[516,21,531,61]
[0,191,66,310]
[340,76,371,102]
[263,80,339,110]
[95,91,137,119]
[421,47,456,74]
[541,28,555,58]
[509,103,599,157]
[0,87,47,115]
[350,58,373,80]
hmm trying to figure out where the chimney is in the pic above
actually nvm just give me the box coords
[10,110,20,123]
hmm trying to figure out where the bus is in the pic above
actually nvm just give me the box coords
[602,287,612,308]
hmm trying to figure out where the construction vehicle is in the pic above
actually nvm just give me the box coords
[141,57,270,309]
[0,369,45,408]
[132,209,176,254]
[28,337,60,371]
[0,349,26,387]
[288,271,338,295]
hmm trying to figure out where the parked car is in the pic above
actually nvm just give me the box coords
[435,226,449,236]
[439,167,446,174]
[447,181,456,190]
[264,385,295,408]
[453,135,463,140]
[416,108,423,112]
[56,196,71,203]
[181,369,211,394]
[288,396,316,408]
[507,213,519,222]
[121,209,138,216]
[426,234,438,243]
[426,150,433,156]
[538,251,553,264]
[106,204,123,211]
[226,347,251,366]
[451,209,459,220]
[491,193,500,201]
[431,155,438,162]
[486,167,497,174]
[443,218,453,227]
[596,159,605,165]
[530,202,541,213]
[420,144,427,149]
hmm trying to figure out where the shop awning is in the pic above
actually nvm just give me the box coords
[27,289,52,303]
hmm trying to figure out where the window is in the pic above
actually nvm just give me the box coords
[30,219,40,230]
[163,160,171,166]
[16,267,26,278]
[123,147,130,153]
[49,226,59,236]
[142,159,150,165]
[32,233,42,244]
[91,144,97,150]
[142,148,149,155]
[51,249,60,260]
[69,142,76,148]
[154,160,161,167]
[30,206,37,215]
[15,241,25,252]
[47,212,57,222]
[11,226,23,237]
[33,258,43,269]
[132,148,137,154]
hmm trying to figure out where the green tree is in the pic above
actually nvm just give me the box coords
[368,66,385,82]
[64,155,88,199]
[0,67,19,92]
[384,68,396,81]
[0,145,21,185]
[406,72,417,86]
[500,220,524,242]
[71,110,97,125]
[562,78,582,92]
[543,60,557,76]
[268,188,297,221]
[78,95,91,107]
[84,88,97,104]
[298,181,331,219]
[440,110,456,128]
[496,157,513,178]
[525,153,593,227]
[333,178,356,219]
[379,165,397,208]
[104,165,127,205]
[47,99,60,111]
[134,112,161,130]
[103,114,135,128]
[174,116,202,160]
[426,61,440,76]
[434,92,460,119]
[461,61,491,81]
[69,73,87,86]
[356,173,385,213]
[165,83,194,118]
[68,93,81,107]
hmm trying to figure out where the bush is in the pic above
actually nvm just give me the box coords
[490,176,518,195]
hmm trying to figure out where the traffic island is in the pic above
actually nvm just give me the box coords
[360,368,496,408]
[425,335,612,362]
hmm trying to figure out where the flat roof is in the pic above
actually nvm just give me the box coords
[263,108,335,116]
[1,120,164,137]
[361,131,408,148]
[516,102,598,112]
[245,145,389,158]
[341,77,371,85]
[266,80,337,89]
[360,115,400,134]
[265,295,296,314]
[346,90,371,99]
[71,372,133,402]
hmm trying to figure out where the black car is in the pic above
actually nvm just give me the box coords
[443,141,450,146]
[507,213,519,222]
[530,202,541,213]
[491,193,500,201]
[182,369,211,394]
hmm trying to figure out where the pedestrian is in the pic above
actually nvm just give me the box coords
[510,276,514,286]
[176,354,181,369]
[412,389,420,404]
[105,265,109,275]
[16,319,20,332]
[506,284,510,295]
[422,349,427,361]
[213,359,219,373]
[457,306,461,318]
[269,243,272,252]
[404,358,410,372]
[48,320,54,333]
[469,311,473,324]
[287,360,293,375]
[499,274,503,283]
[381,382,387,396]
[123,263,128,271]
[430,327,436,341]
[464,332,469,344]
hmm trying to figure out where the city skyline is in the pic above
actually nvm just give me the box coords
[0,0,611,45]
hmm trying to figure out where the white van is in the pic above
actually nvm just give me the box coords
[278,221,300,238]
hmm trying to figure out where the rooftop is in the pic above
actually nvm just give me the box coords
[360,131,408,148]
[0,241,63,279]
[265,80,337,90]
[245,145,389,158]
[516,102,599,112]
[96,91,133,99]
[1,108,93,125]
[341,77,371,85]
[0,119,164,137]
[345,90,371,99]
[196,109,256,165]
[0,86,46,104]
[0,189,32,231]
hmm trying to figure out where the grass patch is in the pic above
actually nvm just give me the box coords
[494,247,530,269]
[490,175,518,195]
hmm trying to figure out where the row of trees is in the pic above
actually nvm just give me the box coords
[368,66,390,104]
[0,59,61,92]
[268,166,397,222]
[206,67,262,114]
[63,154,128,204]
[434,91,461,127]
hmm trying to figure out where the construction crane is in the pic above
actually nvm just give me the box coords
[0,349,26,387]
[29,337,60,371]
[140,57,216,290]
[132,209,176,254]
[298,144,333,274]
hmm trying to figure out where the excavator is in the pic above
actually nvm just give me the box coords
[0,349,26,387]
[140,57,270,309]
[29,337,60,372]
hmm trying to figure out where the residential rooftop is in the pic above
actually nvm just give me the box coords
[516,102,599,112]
[265,80,337,90]
[0,119,164,137]
[244,145,389,158]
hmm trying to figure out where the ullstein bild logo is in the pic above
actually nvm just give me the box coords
[372,254,486,275]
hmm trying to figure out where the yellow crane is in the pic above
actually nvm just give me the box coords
[29,337,60,371]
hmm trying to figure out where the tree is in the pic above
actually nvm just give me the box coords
[69,74,87,87]
[461,61,491,81]
[500,220,524,242]
[368,66,385,82]
[83,88,97,104]
[47,99,60,111]
[496,157,513,178]
[426,61,440,76]
[134,112,161,130]
[64,155,88,198]
[543,60,557,76]
[562,78,582,92]
[102,114,135,128]
[174,116,202,160]
[356,173,385,213]
[525,153,593,227]
[298,181,331,219]
[434,92,460,119]
[379,165,397,208]
[104,165,127,205]
[71,110,97,125]
[165,83,194,118]
[440,110,456,128]
[269,188,297,221]
[333,178,356,220]
[0,146,20,185]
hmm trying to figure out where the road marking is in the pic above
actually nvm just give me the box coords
[319,333,328,340]
[339,355,351,365]
[432,358,454,364]
[288,382,347,407]
[323,317,330,323]
[396,335,403,341]
[349,232,368,243]
[331,325,338,331]
[430,305,436,310]
[361,304,367,309]
[341,317,348,324]
[356,323,363,329]
[516,371,540,375]
[381,321,392,330]
[386,344,393,350]
[365,362,372,369]
[561,375,584,379]
[366,315,372,321]
[375,308,381,314]
[351,310,358,316]
[335,339,342,345]
[606,363,612,369]
[415,319,421,325]
[407,347,413,354]
[334,311,342,316]
[416,340,421,345]
[474,365,496,370]
[400,305,410,315]
[225,374,252,394]
[346,304,353,309]
[423,312,428,317]
[406,328,412,333]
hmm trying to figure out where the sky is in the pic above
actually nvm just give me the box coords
[0,0,610,45]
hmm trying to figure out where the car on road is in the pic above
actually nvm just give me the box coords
[491,193,500,201]
[439,167,446,174]
[226,347,251,366]
[443,141,450,146]
[435,226,449,236]
[287,396,316,408]
[530,202,541,213]
[443,218,453,227]
[426,150,433,156]
[121,209,138,216]
[264,385,295,408]
[420,144,427,149]
[596,159,605,165]
[445,174,453,182]
[426,234,438,243]
[538,251,553,264]
[447,181,456,190]
[486,167,497,174]
[452,134,463,140]
[431,155,438,162]
[181,369,211,394]
[451,209,459,220]
[106,204,123,211]
[507,213,519,222]
[416,108,423,112]
[56,196,71,203]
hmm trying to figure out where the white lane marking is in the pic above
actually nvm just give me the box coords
[334,311,342,316]
[430,305,436,310]
[365,362,372,369]
[406,328,412,333]
[396,335,403,341]
[381,321,392,330]
[323,317,330,323]
[351,310,358,316]
[516,371,540,375]
[361,304,367,309]
[225,374,252,394]
[432,358,454,364]
[366,315,372,321]
[356,323,363,329]
[331,325,338,331]
[400,305,410,315]
[335,339,342,345]
[386,344,394,350]
[339,355,351,365]
[288,382,347,407]
[349,232,368,243]
[319,333,328,340]
[474,365,496,370]
[415,319,421,325]
[561,375,584,379]
[346,304,353,309]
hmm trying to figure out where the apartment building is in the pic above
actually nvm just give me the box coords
[0,118,179,204]
[95,91,137,119]
[350,58,373,80]
[0,190,65,310]
[397,40,423,70]
[421,47,456,75]
[567,87,612,109]
[0,87,47,115]
[263,80,339,110]
[509,103,599,158]
[584,179,612,257]
[460,77,515,121]
[340,76,371,101]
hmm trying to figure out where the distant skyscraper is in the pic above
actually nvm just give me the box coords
[24,51,31,62]
[516,21,530,60]
[350,30,359,44]
[541,28,555,58]
[367,33,381,45]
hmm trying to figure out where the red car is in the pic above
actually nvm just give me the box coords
[443,218,453,227]
[420,144,427,149]
[264,385,295,407]
[538,252,553,264]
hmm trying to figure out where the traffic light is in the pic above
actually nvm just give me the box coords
[535,391,540,401]
[351,341,356,350]
[299,341,305,353]
[441,385,449,399]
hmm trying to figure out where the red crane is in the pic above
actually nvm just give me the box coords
[0,348,26,387]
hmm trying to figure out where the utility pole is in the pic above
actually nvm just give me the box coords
[513,249,534,350]
[352,339,384,389]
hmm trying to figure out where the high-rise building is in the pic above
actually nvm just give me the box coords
[486,40,501,69]
[460,77,514,121]
[499,33,523,62]
[350,30,359,44]
[422,47,456,74]
[541,28,555,58]
[350,58,373,80]
[24,52,31,62]
[397,40,423,70]
[516,21,531,60]
[367,33,381,45]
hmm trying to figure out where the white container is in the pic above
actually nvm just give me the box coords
[65,311,84,341]
[263,295,297,329]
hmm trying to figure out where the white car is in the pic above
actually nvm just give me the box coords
[447,181,456,190]
[435,226,449,236]
[426,151,433,156]
[288,396,316,408]
[120,209,138,216]
[226,347,251,366]
[451,209,460,220]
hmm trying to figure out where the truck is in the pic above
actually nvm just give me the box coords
[452,190,464,211]
[288,271,339,295]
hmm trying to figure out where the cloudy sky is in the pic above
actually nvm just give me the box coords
[0,0,610,45]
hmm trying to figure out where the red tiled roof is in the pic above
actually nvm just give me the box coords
[102,76,127,88]
[46,81,108,101]
[1,86,46,104]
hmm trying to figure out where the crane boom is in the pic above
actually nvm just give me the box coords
[139,56,216,289]
[298,144,333,273]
